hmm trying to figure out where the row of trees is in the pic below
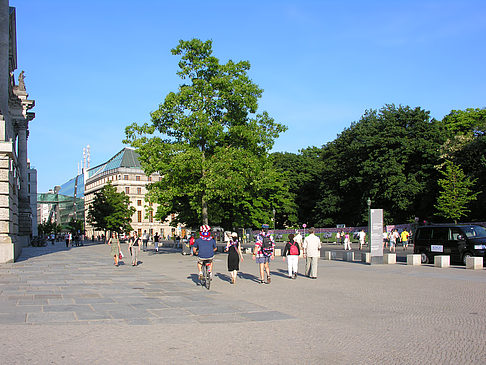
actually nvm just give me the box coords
[273,106,484,227]
[113,38,484,232]
[38,218,84,237]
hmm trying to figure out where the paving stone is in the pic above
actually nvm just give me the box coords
[240,311,294,322]
[26,312,77,323]
[43,304,94,313]
[0,313,26,324]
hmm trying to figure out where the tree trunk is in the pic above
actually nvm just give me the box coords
[202,198,208,225]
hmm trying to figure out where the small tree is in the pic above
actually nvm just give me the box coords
[87,183,136,238]
[435,161,481,223]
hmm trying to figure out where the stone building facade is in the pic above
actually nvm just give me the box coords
[0,2,36,263]
[84,148,182,240]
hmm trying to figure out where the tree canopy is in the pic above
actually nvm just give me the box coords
[125,39,289,230]
[87,183,135,235]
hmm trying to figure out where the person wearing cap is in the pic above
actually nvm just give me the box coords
[253,224,275,284]
[193,225,217,281]
[225,232,243,284]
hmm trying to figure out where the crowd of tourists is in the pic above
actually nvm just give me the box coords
[106,224,324,284]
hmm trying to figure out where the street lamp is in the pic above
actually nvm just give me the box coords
[367,197,371,247]
[272,208,276,230]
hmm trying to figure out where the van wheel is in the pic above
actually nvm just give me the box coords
[463,252,472,265]
[420,252,429,264]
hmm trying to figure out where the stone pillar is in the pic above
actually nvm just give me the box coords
[16,122,31,241]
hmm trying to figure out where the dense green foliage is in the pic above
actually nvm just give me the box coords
[435,161,480,223]
[273,105,484,226]
[125,39,291,230]
[37,220,62,237]
[87,183,135,235]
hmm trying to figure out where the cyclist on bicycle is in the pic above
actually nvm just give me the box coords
[193,225,217,280]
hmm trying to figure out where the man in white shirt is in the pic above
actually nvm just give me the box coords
[303,227,321,279]
[358,229,366,250]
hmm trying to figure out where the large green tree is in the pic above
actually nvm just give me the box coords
[125,39,289,229]
[271,147,323,226]
[87,183,136,237]
[435,161,480,223]
[314,104,446,226]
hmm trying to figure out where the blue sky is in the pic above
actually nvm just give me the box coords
[10,0,486,192]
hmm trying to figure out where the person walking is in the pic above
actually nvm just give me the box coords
[390,229,399,253]
[344,232,352,250]
[253,224,275,284]
[129,231,141,266]
[154,232,159,252]
[283,233,300,279]
[107,232,121,267]
[358,229,366,250]
[225,232,243,284]
[303,227,321,279]
[294,230,303,253]
[401,229,410,251]
[142,230,149,252]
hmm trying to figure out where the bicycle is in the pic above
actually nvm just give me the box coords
[199,259,213,290]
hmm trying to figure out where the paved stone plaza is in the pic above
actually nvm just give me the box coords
[1,242,485,364]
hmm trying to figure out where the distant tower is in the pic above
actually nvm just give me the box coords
[83,145,90,185]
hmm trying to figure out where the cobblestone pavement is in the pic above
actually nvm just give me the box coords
[0,241,485,364]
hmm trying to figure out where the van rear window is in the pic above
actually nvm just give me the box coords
[462,225,486,238]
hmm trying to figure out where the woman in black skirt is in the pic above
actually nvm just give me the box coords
[225,232,243,284]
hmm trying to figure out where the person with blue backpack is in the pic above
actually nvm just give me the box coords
[283,233,300,279]
[252,224,274,284]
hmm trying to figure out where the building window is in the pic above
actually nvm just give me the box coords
[149,211,153,223]
[148,176,152,182]
[159,177,163,182]
[136,175,141,181]
[137,200,142,206]
[137,211,142,222]
[137,187,142,195]
[125,187,130,194]
[124,175,129,180]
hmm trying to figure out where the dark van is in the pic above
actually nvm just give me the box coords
[413,224,486,265]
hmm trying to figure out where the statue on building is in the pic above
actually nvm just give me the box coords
[18,71,26,91]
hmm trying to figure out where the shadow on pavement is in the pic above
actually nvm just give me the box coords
[216,272,232,283]
[15,241,106,262]
[188,273,200,285]
[237,272,260,283]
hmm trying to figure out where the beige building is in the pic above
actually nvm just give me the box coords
[0,2,36,263]
[84,148,182,240]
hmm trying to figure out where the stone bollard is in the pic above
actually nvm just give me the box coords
[344,251,354,262]
[361,252,371,264]
[407,254,421,266]
[384,253,396,264]
[466,256,483,270]
[434,255,450,268]
[323,251,332,260]
[274,248,282,257]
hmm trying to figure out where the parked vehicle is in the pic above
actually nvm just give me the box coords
[413,224,486,265]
